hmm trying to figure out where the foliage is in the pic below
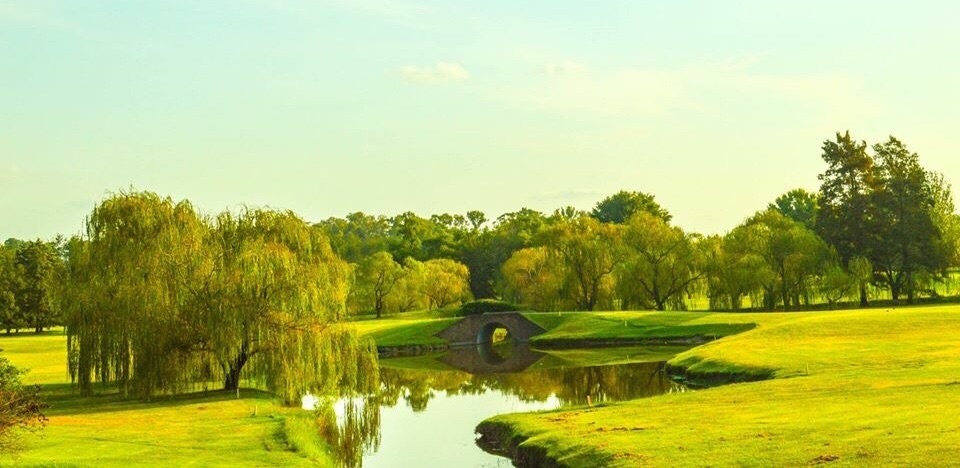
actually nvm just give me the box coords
[353,252,405,318]
[616,212,702,311]
[541,215,619,311]
[729,209,832,310]
[870,137,943,301]
[590,190,672,224]
[769,188,818,230]
[419,259,472,310]
[458,299,519,316]
[0,247,22,334]
[60,191,378,402]
[0,352,46,453]
[500,247,566,311]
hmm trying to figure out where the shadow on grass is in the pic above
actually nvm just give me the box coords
[38,383,277,417]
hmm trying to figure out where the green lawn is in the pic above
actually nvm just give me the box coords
[351,316,457,347]
[0,333,330,467]
[479,304,960,466]
[351,310,762,348]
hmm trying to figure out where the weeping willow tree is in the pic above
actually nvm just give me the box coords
[62,191,378,402]
[194,209,378,402]
[63,192,207,397]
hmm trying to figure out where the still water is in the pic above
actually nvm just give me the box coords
[317,343,689,467]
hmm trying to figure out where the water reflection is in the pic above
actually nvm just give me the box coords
[317,344,685,467]
[442,342,546,374]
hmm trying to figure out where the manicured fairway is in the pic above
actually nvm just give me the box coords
[0,332,327,467]
[479,305,960,466]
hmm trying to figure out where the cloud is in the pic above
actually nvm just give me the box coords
[399,62,470,85]
[544,60,587,76]
[0,2,87,35]
[497,54,872,120]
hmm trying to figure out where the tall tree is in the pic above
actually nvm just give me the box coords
[929,173,960,268]
[14,240,61,333]
[354,252,405,318]
[816,131,878,306]
[419,259,471,310]
[769,189,819,230]
[542,216,619,311]
[616,212,702,311]
[62,192,209,396]
[316,212,391,263]
[731,209,832,310]
[63,191,377,402]
[591,190,671,224]
[500,247,565,311]
[871,137,943,302]
[0,246,23,333]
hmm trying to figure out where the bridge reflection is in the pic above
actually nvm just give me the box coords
[440,342,546,374]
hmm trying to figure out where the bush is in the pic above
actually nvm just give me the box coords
[0,353,47,453]
[459,299,519,316]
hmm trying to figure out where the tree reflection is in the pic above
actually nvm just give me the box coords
[317,348,684,467]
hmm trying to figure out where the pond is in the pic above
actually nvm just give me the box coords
[316,343,690,467]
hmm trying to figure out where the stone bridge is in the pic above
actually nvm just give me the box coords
[434,312,547,347]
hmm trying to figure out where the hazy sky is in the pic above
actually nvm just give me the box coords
[2,1,958,239]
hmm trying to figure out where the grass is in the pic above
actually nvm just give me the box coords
[480,304,960,466]
[0,332,331,467]
[351,316,457,347]
[351,310,760,348]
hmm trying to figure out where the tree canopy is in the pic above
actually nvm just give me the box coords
[61,191,378,402]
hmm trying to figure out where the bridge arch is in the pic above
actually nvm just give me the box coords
[476,321,514,345]
[435,312,547,347]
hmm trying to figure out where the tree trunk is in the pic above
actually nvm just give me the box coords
[905,270,915,304]
[223,351,249,391]
[859,284,868,307]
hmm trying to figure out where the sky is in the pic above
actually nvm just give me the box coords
[2,1,959,240]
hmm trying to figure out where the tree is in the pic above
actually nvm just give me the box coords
[616,212,702,311]
[0,353,47,453]
[591,190,671,224]
[731,209,832,310]
[62,192,206,397]
[355,252,405,318]
[870,137,944,302]
[848,256,873,307]
[542,216,619,311]
[419,259,471,310]
[62,191,378,403]
[386,258,429,312]
[500,247,565,311]
[466,210,488,231]
[816,131,877,262]
[929,173,960,268]
[0,246,23,334]
[818,265,855,307]
[316,212,391,263]
[769,189,819,230]
[816,131,879,304]
[14,240,61,333]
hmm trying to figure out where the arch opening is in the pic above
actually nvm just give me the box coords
[476,322,514,345]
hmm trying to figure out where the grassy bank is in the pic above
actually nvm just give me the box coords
[352,310,763,349]
[0,332,329,467]
[479,305,960,466]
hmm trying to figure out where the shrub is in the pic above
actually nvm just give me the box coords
[459,299,519,316]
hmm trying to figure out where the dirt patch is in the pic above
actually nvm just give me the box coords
[809,454,841,464]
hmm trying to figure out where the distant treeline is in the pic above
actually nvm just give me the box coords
[2,131,959,338]
[316,131,959,313]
